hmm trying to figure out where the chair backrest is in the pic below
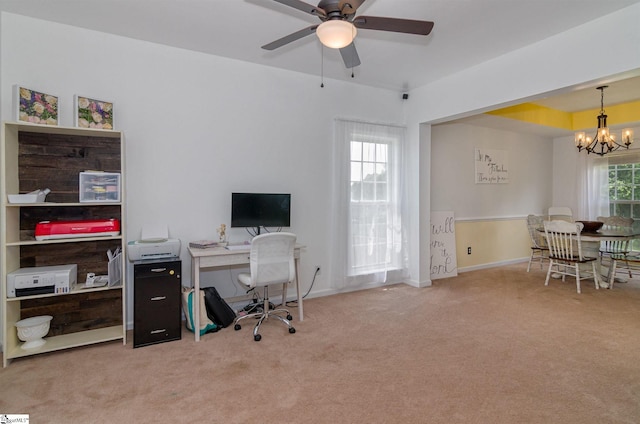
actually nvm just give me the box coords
[597,216,634,229]
[543,220,585,260]
[247,232,296,288]
[596,216,633,253]
[526,214,546,248]
[548,206,573,222]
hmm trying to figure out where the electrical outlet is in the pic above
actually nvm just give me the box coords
[315,266,321,275]
[467,247,471,255]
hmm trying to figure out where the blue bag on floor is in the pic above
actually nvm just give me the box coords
[182,287,219,335]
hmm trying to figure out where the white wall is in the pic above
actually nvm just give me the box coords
[405,3,640,286]
[431,123,553,219]
[2,3,640,324]
[0,13,405,323]
[552,125,640,216]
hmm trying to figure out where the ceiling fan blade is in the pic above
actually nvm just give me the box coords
[339,42,361,68]
[338,0,365,15]
[262,25,319,50]
[271,0,327,18]
[353,16,434,35]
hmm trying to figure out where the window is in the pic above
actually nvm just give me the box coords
[350,140,394,273]
[608,157,640,249]
[608,163,640,218]
[331,119,408,288]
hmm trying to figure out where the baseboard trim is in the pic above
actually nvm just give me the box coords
[403,279,432,288]
[458,257,529,273]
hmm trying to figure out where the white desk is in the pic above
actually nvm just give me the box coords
[188,244,304,341]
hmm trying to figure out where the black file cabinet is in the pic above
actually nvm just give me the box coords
[133,259,182,348]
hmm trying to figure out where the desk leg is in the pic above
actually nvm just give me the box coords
[192,256,201,342]
[295,257,303,321]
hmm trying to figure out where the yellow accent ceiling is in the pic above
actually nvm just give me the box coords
[487,100,640,131]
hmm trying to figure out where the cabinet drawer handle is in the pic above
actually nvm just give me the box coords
[150,296,167,301]
[150,329,166,334]
[151,268,167,273]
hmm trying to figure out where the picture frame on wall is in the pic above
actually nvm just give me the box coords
[14,85,59,126]
[474,147,509,184]
[74,95,114,130]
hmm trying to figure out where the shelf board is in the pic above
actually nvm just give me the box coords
[6,284,123,302]
[7,234,122,246]
[3,121,121,138]
[6,202,122,207]
[5,326,124,360]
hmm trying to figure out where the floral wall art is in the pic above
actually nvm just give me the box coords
[75,95,114,129]
[15,86,59,125]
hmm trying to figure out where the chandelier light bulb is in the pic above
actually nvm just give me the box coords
[622,128,634,146]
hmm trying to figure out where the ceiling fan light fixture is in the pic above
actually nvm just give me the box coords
[316,20,356,49]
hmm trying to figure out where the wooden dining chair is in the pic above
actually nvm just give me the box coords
[548,206,573,222]
[526,214,548,272]
[597,216,634,284]
[543,220,600,294]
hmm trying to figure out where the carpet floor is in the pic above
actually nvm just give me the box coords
[1,262,639,423]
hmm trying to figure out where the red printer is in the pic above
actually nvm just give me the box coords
[35,219,120,241]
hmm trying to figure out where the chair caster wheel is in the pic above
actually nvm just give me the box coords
[289,327,296,334]
[254,334,262,342]
[234,324,241,331]
[287,314,293,321]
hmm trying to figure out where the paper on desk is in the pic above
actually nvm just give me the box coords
[141,224,169,242]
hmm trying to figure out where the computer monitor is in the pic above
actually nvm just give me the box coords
[231,193,291,230]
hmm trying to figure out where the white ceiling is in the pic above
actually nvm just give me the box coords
[1,0,639,92]
[449,75,640,137]
[2,0,640,136]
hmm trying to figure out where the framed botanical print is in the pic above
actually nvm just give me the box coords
[75,95,114,130]
[14,85,59,125]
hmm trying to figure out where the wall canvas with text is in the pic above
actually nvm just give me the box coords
[475,148,509,184]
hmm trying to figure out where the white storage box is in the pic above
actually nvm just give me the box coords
[79,172,120,202]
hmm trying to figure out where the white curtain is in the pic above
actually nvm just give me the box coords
[576,153,609,220]
[330,119,409,290]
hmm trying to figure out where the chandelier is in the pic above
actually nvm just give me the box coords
[574,85,634,156]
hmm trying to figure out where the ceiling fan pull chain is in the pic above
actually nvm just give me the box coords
[320,44,325,87]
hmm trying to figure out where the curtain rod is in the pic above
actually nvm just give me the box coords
[334,117,406,130]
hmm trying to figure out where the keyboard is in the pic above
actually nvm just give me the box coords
[225,244,250,251]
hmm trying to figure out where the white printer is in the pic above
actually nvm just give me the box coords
[127,238,181,262]
[7,264,77,297]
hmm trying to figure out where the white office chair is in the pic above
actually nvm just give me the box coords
[548,206,574,222]
[233,232,297,341]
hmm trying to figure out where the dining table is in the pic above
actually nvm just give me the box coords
[539,224,640,288]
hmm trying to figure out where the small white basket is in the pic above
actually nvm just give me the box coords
[8,188,50,204]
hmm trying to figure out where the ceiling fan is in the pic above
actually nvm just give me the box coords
[262,0,434,69]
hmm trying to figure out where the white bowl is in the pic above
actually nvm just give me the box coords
[15,315,53,350]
